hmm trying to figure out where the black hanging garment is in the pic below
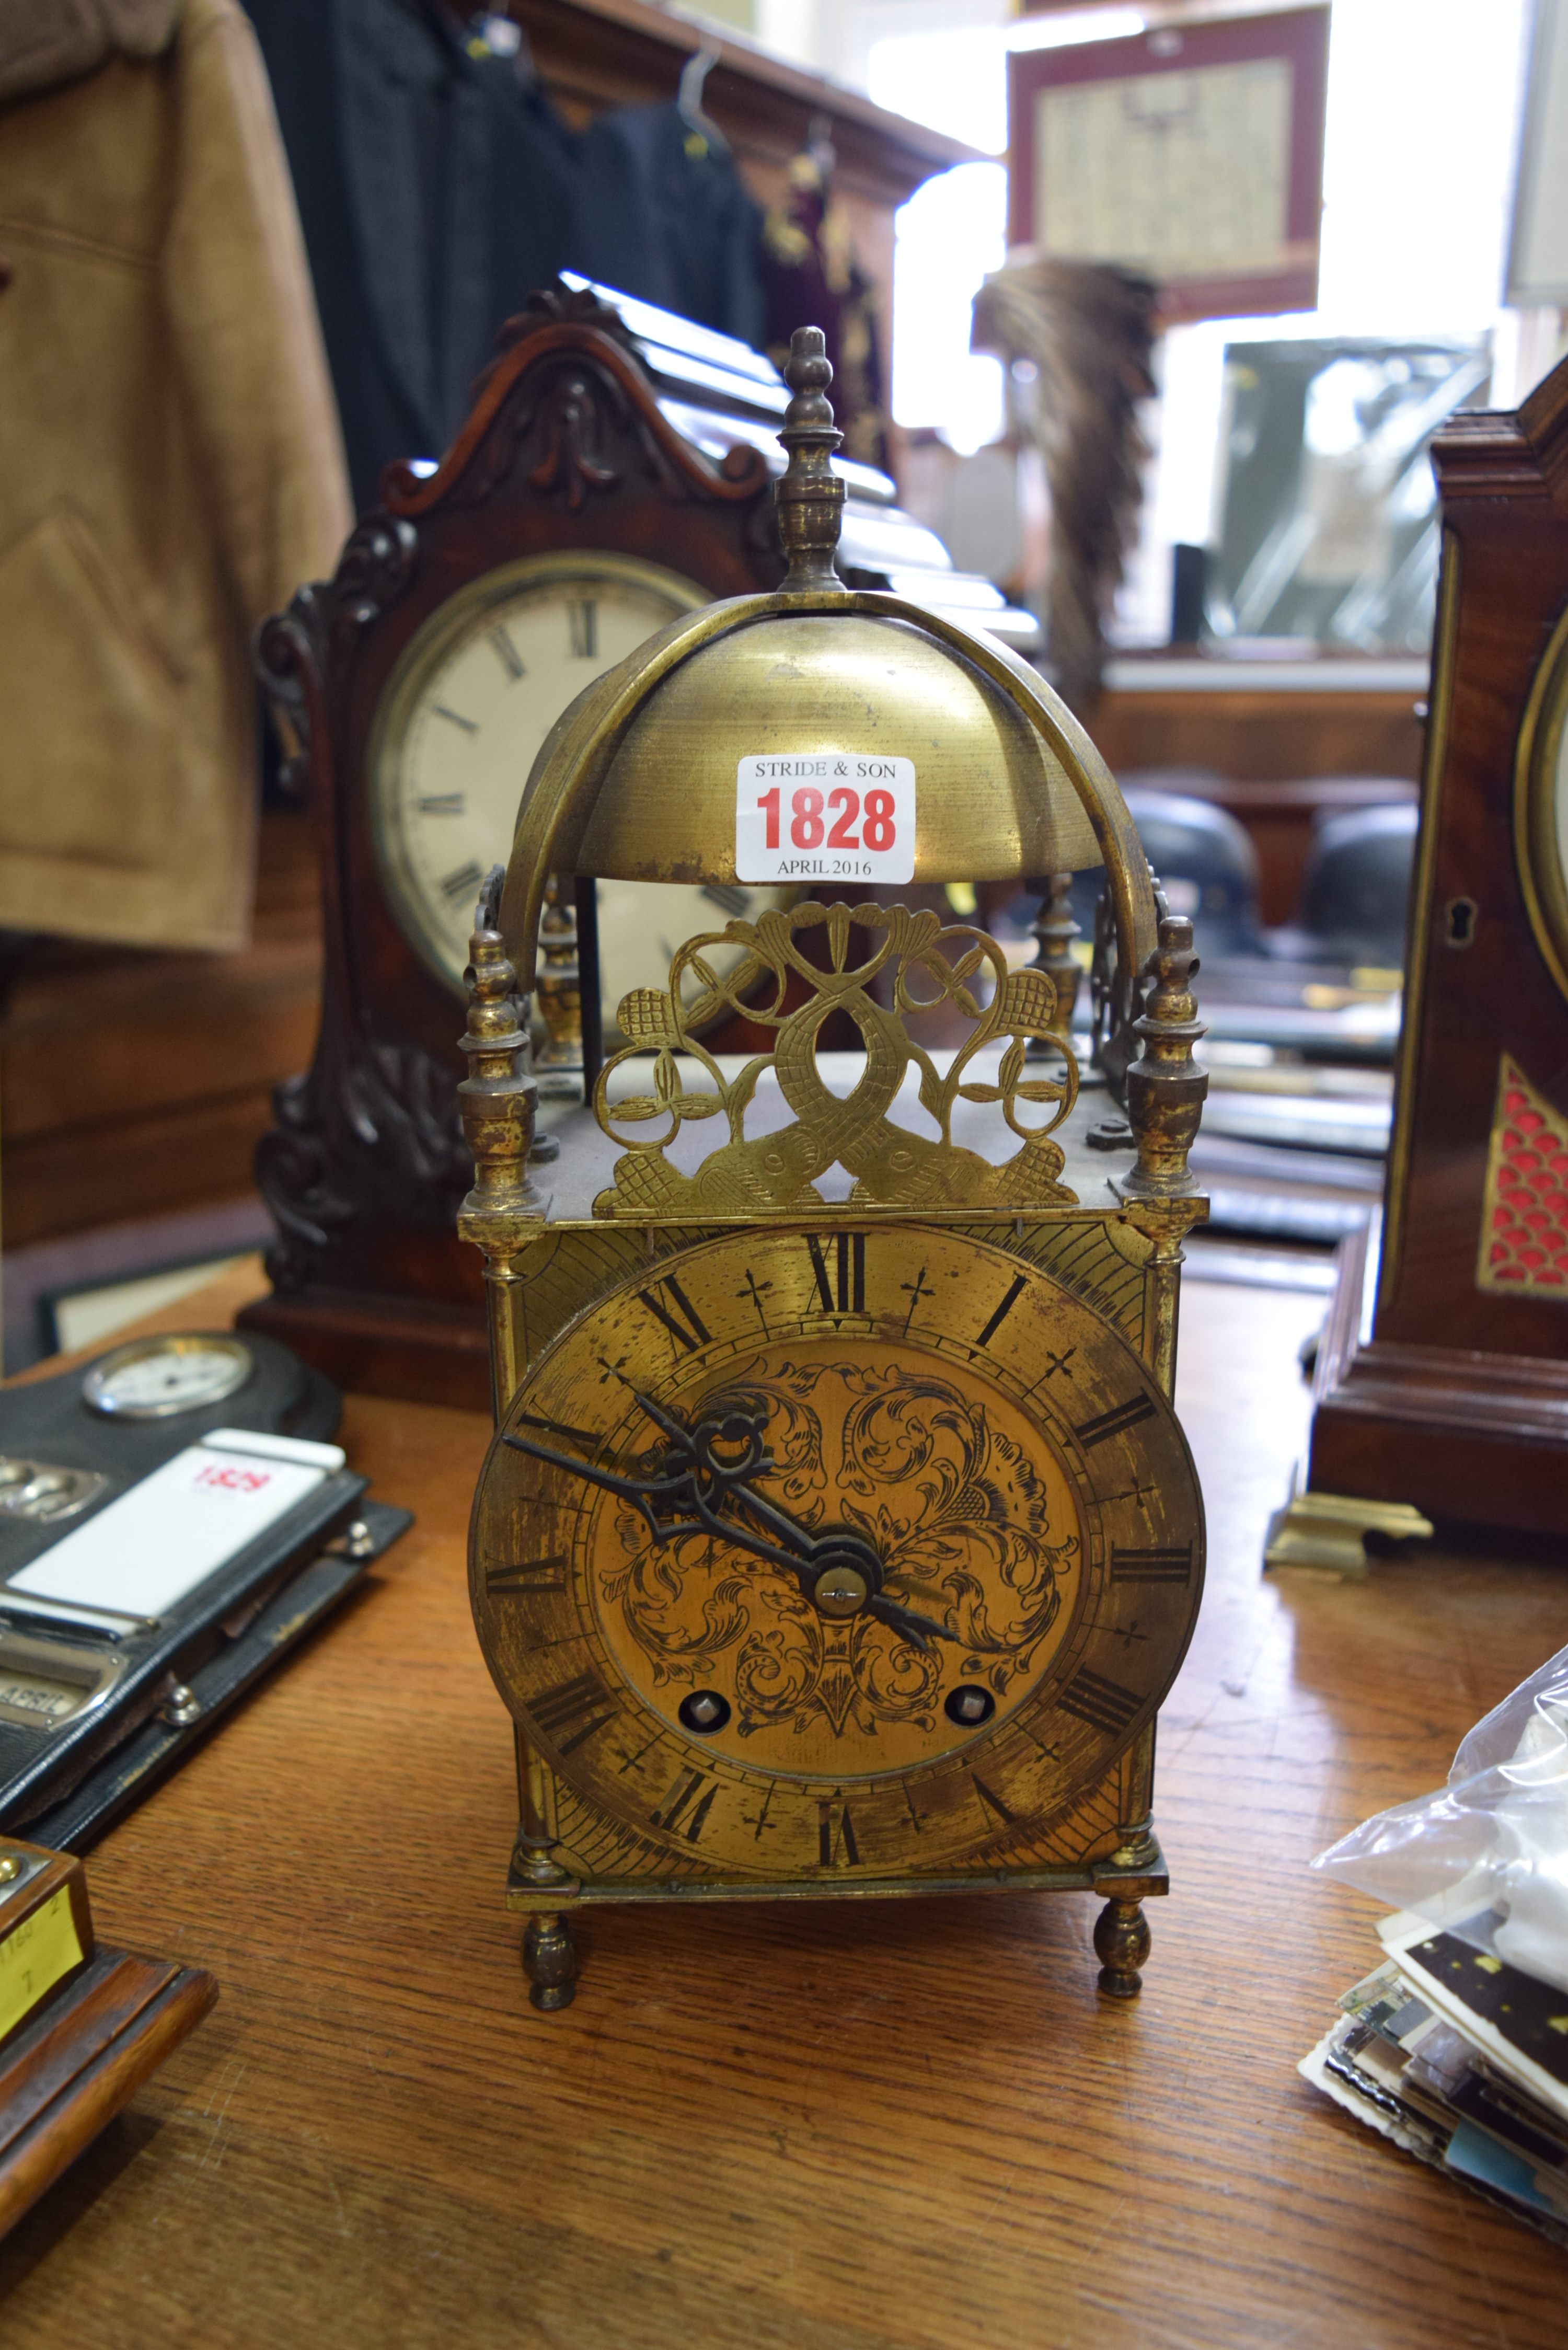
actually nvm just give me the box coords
[244,0,581,510]
[571,101,766,350]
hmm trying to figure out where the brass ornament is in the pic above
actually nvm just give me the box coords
[592,898,1080,1217]
[456,868,547,1419]
[773,325,845,591]
[1094,1895,1151,2000]
[1030,871,1082,1044]
[1119,916,1208,1201]
[521,1913,580,2012]
[534,873,585,1100]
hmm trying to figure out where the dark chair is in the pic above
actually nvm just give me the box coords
[1299,802,1418,967]
[1110,787,1265,959]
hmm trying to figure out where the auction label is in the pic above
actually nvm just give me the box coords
[735,754,915,886]
[0,1884,83,2040]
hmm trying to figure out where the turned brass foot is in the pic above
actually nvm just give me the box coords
[1094,1896,1150,2000]
[523,1911,580,2011]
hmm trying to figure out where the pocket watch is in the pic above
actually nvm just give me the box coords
[82,1335,255,1420]
[458,329,1209,2010]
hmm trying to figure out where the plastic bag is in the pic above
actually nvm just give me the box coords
[1312,1641,1568,1993]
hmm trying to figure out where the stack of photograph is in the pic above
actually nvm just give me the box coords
[1304,1901,1568,2240]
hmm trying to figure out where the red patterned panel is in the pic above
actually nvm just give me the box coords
[1477,1055,1568,1296]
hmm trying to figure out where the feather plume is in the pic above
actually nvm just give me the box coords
[972,257,1157,715]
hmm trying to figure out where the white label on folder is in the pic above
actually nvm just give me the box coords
[736,754,915,885]
[4,1433,339,1622]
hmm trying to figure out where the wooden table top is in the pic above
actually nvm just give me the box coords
[2,1259,1564,2346]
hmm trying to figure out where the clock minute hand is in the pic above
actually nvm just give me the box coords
[503,1398,813,1583]
[502,1422,719,1536]
[504,1397,959,1653]
[657,1424,960,1654]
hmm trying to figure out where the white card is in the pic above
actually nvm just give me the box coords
[735,754,916,886]
[4,1430,344,1624]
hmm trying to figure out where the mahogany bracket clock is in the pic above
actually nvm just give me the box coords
[457,332,1210,2009]
[1269,354,1568,1567]
[243,282,1028,1409]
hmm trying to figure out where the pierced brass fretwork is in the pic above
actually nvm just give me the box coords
[591,900,1080,1218]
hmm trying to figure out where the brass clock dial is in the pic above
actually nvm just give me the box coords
[369,551,708,995]
[471,1226,1204,1882]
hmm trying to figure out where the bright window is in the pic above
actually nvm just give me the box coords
[874,0,1534,460]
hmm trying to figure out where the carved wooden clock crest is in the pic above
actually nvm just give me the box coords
[457,333,1210,2010]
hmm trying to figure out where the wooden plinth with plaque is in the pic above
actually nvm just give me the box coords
[1269,355,1568,1569]
[455,331,1209,2010]
[0,1838,215,2237]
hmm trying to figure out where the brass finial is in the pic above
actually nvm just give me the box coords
[457,868,549,1418]
[776,326,846,591]
[457,866,543,1232]
[1120,915,1208,1198]
[534,872,585,1100]
[1029,872,1082,1048]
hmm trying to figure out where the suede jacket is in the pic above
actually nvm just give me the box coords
[0,0,350,950]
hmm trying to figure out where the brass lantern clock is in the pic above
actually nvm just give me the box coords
[459,335,1209,2009]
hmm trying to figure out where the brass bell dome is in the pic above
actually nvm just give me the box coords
[572,610,1098,887]
[501,329,1157,987]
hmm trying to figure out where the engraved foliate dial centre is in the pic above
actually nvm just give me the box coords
[580,1332,1083,1779]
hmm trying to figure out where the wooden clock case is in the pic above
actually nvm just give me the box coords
[243,286,1024,1409]
[1292,355,1568,1542]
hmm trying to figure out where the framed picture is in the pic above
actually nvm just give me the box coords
[1507,0,1568,306]
[1008,7,1330,324]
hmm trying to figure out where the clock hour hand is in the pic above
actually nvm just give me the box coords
[864,1593,958,1653]
[628,1392,855,1581]
[504,1397,808,1577]
[505,1395,959,1652]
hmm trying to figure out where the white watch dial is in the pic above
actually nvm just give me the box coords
[83,1335,254,1419]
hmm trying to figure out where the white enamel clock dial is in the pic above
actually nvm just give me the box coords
[82,1335,253,1419]
[370,551,709,996]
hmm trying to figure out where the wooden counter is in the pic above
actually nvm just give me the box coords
[1,1264,1563,2344]
[0,813,320,1249]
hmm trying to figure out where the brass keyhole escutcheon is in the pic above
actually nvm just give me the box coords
[812,1561,870,1619]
